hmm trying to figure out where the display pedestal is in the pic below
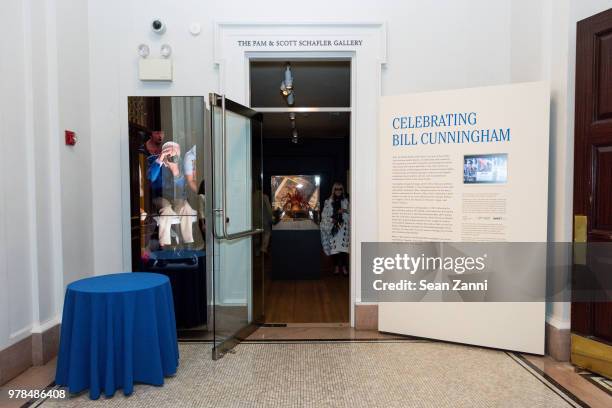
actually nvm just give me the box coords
[271,229,321,280]
[143,250,207,329]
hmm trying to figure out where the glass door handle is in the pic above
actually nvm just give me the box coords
[213,208,263,240]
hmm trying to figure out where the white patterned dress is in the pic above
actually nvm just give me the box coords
[320,198,350,256]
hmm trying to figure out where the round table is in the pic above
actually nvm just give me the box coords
[55,273,179,399]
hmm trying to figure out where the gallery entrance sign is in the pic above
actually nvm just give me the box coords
[377,82,550,353]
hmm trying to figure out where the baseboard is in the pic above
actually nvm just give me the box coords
[355,303,378,330]
[32,324,60,366]
[0,336,32,385]
[354,306,571,360]
[545,322,571,361]
[0,323,60,385]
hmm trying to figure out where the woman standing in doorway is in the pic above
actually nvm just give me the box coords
[320,182,350,275]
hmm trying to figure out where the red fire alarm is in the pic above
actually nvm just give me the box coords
[65,130,76,146]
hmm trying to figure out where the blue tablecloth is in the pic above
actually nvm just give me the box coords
[55,273,179,399]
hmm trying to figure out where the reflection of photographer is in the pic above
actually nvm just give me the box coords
[320,182,350,276]
[148,141,184,198]
[147,142,197,247]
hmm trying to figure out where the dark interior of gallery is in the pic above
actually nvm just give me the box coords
[250,60,351,323]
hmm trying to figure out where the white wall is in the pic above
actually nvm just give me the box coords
[0,0,36,349]
[56,0,95,289]
[30,0,65,331]
[0,0,92,352]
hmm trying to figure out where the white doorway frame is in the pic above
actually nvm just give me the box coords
[214,22,387,326]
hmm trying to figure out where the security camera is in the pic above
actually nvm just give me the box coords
[151,19,166,34]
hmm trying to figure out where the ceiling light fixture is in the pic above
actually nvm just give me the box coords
[280,63,295,106]
[289,113,298,143]
[280,82,290,96]
[291,128,299,144]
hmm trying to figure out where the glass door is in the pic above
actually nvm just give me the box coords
[206,93,264,359]
[127,96,209,340]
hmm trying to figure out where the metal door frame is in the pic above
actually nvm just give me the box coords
[205,93,264,359]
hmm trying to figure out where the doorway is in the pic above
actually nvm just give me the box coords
[250,59,352,324]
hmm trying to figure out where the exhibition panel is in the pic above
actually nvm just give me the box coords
[377,82,550,354]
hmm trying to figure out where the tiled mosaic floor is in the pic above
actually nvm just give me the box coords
[39,341,576,407]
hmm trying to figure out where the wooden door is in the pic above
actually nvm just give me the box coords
[572,7,612,378]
